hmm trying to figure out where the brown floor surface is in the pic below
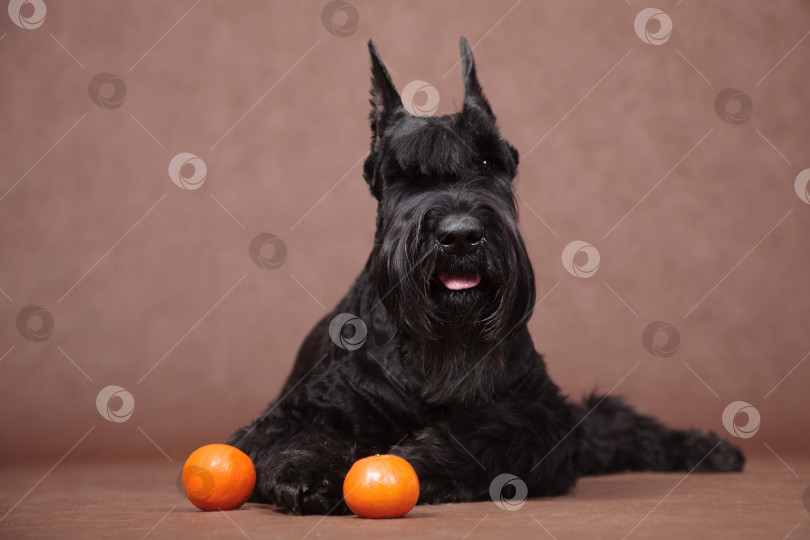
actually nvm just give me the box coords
[1,456,808,539]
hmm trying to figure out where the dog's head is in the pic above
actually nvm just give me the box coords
[363,38,535,404]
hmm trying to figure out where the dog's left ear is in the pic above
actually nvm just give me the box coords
[460,37,494,117]
[364,40,404,200]
[368,40,403,141]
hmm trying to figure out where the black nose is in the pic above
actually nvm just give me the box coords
[436,215,483,255]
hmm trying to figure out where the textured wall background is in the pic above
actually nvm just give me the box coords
[1,1,808,467]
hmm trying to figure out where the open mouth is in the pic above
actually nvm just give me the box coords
[438,272,481,291]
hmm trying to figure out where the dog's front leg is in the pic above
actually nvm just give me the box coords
[228,412,357,515]
[389,425,493,505]
[390,394,583,505]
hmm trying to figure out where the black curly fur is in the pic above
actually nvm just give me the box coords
[228,37,744,515]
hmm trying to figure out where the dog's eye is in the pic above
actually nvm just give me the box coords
[482,160,494,174]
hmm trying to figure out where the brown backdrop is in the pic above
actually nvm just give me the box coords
[1,1,808,466]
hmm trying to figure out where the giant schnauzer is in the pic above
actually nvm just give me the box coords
[229,37,744,515]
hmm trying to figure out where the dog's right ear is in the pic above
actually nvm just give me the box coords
[460,37,494,118]
[368,40,403,141]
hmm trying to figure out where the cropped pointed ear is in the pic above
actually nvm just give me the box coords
[368,40,403,141]
[459,36,494,117]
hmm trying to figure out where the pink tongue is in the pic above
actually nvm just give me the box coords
[439,272,481,290]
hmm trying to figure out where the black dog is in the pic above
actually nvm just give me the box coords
[228,38,743,515]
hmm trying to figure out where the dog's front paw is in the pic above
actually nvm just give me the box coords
[262,457,350,515]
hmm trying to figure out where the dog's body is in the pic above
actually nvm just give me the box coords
[229,38,743,515]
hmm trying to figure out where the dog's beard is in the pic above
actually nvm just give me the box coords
[374,190,536,405]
